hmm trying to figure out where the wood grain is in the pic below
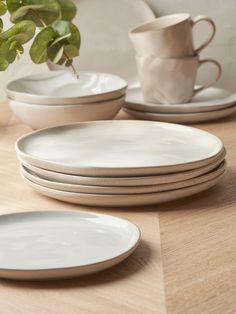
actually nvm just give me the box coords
[0,103,165,314]
[156,115,236,314]
[1,101,236,313]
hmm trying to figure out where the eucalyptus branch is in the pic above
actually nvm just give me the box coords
[63,50,78,77]
[0,0,80,72]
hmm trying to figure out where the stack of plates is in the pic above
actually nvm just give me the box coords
[6,71,127,129]
[16,121,226,207]
[123,87,236,124]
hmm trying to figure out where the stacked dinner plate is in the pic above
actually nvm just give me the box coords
[123,87,236,124]
[6,71,127,130]
[16,121,226,207]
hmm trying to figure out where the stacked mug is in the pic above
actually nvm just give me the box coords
[129,13,222,104]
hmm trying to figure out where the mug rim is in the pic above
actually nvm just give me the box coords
[130,13,191,34]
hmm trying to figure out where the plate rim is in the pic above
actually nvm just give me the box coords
[6,71,128,105]
[125,87,236,113]
[20,160,226,194]
[18,148,226,186]
[0,210,141,272]
[15,120,224,175]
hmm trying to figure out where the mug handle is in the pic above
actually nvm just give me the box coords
[192,16,216,54]
[193,59,222,96]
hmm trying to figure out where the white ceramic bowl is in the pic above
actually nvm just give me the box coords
[8,97,124,129]
[6,71,128,105]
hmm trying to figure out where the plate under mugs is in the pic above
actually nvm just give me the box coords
[0,211,140,280]
[15,121,224,177]
[22,172,225,207]
[125,87,236,113]
[20,161,226,195]
[19,149,226,186]
[123,105,236,124]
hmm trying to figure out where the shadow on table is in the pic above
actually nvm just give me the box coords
[144,165,236,212]
[1,239,153,289]
[25,165,235,214]
[105,165,235,213]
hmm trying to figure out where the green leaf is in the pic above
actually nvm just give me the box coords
[52,20,70,36]
[56,0,77,21]
[52,44,63,63]
[0,18,3,32]
[9,0,61,26]
[0,40,17,63]
[64,44,78,59]
[52,21,80,48]
[30,26,55,63]
[0,20,36,44]
[9,40,24,54]
[6,0,21,14]
[0,1,7,15]
[56,56,66,65]
[2,0,81,70]
[50,32,70,47]
[67,23,80,48]
[0,57,9,70]
[65,59,72,67]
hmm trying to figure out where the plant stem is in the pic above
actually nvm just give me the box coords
[31,9,79,78]
[63,50,78,78]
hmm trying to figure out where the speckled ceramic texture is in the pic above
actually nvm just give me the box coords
[16,121,224,176]
[19,149,226,187]
[0,211,140,280]
[7,71,127,105]
[125,87,236,113]
[124,105,236,124]
[136,55,221,104]
[22,172,225,207]
[21,161,226,195]
[129,13,216,57]
[9,97,124,130]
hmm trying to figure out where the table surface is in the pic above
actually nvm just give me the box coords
[0,102,236,314]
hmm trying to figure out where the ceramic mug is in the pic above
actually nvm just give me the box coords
[129,13,216,58]
[136,55,222,104]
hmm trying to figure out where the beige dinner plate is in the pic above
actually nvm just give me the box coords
[0,211,140,280]
[19,150,226,186]
[125,87,236,113]
[21,161,226,195]
[23,172,225,207]
[16,121,224,177]
[123,105,236,124]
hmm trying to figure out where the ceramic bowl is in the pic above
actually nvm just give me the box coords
[6,71,128,105]
[8,97,124,129]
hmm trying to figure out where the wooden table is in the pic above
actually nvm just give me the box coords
[0,102,236,314]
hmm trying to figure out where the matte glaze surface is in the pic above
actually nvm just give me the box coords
[16,121,223,176]
[9,97,124,130]
[125,87,236,113]
[136,55,221,104]
[124,105,236,124]
[23,173,225,207]
[7,71,127,105]
[21,161,226,195]
[0,211,140,280]
[19,150,226,187]
[129,13,216,57]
